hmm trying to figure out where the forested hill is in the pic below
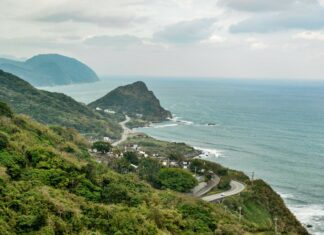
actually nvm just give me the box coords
[0,70,121,139]
[0,102,308,234]
[0,54,99,86]
[89,81,172,122]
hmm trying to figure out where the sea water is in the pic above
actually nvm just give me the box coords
[43,77,324,234]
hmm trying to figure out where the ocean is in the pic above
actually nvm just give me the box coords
[43,77,324,234]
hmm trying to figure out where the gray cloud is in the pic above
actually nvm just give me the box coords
[219,0,317,12]
[230,4,324,33]
[34,10,146,28]
[84,35,142,47]
[153,18,216,44]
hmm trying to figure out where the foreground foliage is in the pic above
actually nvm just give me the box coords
[0,104,308,234]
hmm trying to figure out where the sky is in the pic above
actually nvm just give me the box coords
[2,0,324,80]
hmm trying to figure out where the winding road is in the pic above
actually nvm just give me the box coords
[201,180,245,202]
[192,174,220,197]
[112,115,132,146]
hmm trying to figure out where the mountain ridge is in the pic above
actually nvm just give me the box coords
[89,81,172,122]
[0,54,99,86]
[0,70,121,139]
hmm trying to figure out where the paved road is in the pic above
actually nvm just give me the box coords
[201,180,245,202]
[193,175,220,197]
[112,116,132,146]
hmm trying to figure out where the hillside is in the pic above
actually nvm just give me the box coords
[0,70,121,139]
[0,54,99,86]
[0,103,308,234]
[89,81,172,122]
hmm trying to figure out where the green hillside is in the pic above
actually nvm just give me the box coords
[0,70,121,139]
[89,81,172,122]
[0,102,308,234]
[0,54,99,86]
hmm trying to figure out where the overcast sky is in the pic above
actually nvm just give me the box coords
[2,0,324,80]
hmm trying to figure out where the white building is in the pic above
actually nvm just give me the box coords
[104,109,116,114]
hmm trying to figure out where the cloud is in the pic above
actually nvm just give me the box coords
[153,18,216,44]
[230,4,324,33]
[218,0,317,12]
[84,35,143,47]
[34,10,146,28]
[294,31,324,40]
[246,37,269,50]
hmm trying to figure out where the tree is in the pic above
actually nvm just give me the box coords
[189,159,205,174]
[0,132,9,150]
[138,158,160,185]
[157,168,198,192]
[0,102,13,118]
[92,141,112,154]
[168,152,185,162]
[123,151,139,165]
[111,158,134,174]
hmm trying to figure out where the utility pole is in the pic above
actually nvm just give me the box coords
[274,217,278,235]
[238,206,242,223]
[251,171,255,186]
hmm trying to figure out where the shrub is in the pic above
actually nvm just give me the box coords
[0,132,9,150]
[138,158,160,185]
[92,141,112,154]
[123,151,139,165]
[0,102,13,118]
[158,168,198,192]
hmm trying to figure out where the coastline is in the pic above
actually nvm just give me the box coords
[129,118,312,233]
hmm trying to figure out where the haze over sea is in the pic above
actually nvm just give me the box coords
[43,77,324,234]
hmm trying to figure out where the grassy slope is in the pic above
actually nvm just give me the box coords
[0,70,121,139]
[0,104,256,235]
[0,102,308,234]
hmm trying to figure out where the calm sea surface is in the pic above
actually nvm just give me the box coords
[43,77,324,234]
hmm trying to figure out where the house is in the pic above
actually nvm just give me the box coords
[95,107,102,111]
[136,113,143,118]
[182,161,189,169]
[104,109,116,114]
[139,151,148,158]
[132,144,139,150]
[103,137,111,142]
[162,160,168,166]
[130,164,138,169]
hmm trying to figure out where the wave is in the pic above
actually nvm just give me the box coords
[289,204,324,234]
[167,114,194,125]
[153,123,179,129]
[194,146,225,158]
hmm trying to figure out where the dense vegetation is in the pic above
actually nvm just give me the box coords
[89,81,172,122]
[0,54,99,86]
[0,103,308,234]
[121,134,201,158]
[158,168,198,192]
[0,70,122,139]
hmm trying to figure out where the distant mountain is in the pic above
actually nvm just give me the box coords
[0,54,99,86]
[0,70,121,139]
[89,81,172,122]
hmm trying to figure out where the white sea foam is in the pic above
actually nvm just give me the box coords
[153,123,179,128]
[168,114,194,125]
[289,204,324,234]
[176,119,194,125]
[279,192,296,200]
[194,147,225,158]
